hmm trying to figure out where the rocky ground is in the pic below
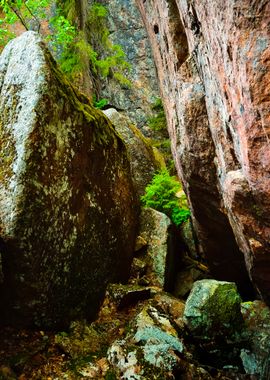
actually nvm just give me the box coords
[1,272,270,379]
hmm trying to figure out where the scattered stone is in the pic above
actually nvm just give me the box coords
[107,341,142,380]
[152,292,186,334]
[55,321,104,359]
[184,280,243,339]
[134,235,148,252]
[130,258,147,282]
[107,303,184,379]
[174,266,207,299]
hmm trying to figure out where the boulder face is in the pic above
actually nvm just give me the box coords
[136,0,270,301]
[0,32,138,328]
[103,108,165,197]
[184,280,243,339]
[138,208,176,289]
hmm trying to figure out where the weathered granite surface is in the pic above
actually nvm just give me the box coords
[99,0,160,131]
[103,108,165,196]
[136,0,270,301]
[0,32,138,328]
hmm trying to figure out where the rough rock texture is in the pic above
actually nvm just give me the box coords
[136,208,177,289]
[103,108,165,196]
[0,32,138,328]
[107,303,184,379]
[184,280,243,338]
[241,300,270,378]
[99,0,160,131]
[136,0,270,301]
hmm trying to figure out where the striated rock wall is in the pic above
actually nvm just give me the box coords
[136,0,270,300]
[0,32,138,328]
[98,0,160,130]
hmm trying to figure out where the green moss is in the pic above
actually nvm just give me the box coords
[185,281,243,339]
[148,98,167,132]
[42,44,124,147]
[54,1,131,89]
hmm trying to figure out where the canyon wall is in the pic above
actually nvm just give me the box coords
[136,0,270,300]
[98,0,160,131]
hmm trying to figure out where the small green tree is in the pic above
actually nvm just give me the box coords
[141,169,191,226]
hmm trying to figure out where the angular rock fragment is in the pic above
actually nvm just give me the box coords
[136,208,177,289]
[107,303,184,379]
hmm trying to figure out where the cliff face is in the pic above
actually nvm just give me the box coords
[99,0,160,130]
[136,0,270,300]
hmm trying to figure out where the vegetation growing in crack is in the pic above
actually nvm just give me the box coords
[148,97,167,132]
[141,169,190,226]
[0,0,131,91]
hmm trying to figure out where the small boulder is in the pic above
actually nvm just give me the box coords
[135,208,176,289]
[103,108,165,196]
[184,279,243,339]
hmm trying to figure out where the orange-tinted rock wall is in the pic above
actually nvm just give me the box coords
[136,0,270,300]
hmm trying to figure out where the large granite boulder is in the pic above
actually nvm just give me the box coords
[136,0,270,301]
[241,300,270,378]
[0,32,138,328]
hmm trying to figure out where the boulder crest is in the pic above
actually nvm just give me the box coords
[0,32,139,328]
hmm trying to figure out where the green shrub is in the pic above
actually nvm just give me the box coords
[86,3,131,86]
[0,1,130,88]
[141,169,190,226]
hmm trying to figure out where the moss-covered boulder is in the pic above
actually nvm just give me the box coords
[184,280,243,339]
[0,32,139,328]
